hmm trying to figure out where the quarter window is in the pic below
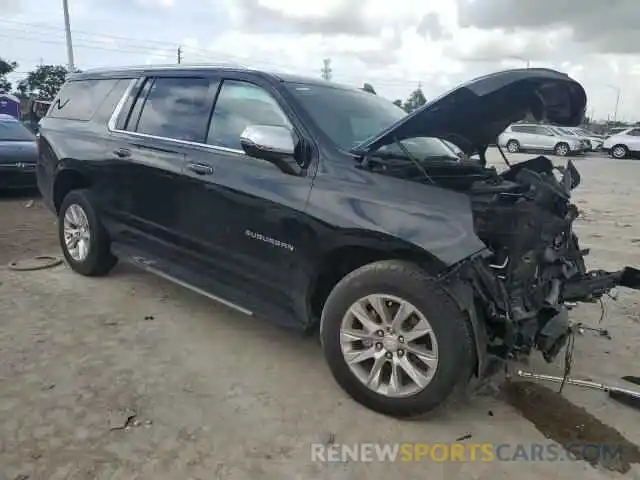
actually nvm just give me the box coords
[134,77,214,143]
[48,79,120,121]
[206,80,291,150]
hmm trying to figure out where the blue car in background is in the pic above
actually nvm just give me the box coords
[0,114,38,190]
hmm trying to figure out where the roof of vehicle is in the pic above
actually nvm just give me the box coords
[68,63,357,91]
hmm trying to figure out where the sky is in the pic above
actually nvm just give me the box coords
[1,0,640,122]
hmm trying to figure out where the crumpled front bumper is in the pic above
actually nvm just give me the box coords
[562,266,640,302]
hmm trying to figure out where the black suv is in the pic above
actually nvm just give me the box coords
[37,65,640,417]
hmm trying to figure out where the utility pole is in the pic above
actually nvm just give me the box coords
[177,46,182,64]
[321,58,332,81]
[607,85,621,124]
[62,0,75,71]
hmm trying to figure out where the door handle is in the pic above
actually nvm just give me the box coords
[186,162,214,175]
[113,148,131,158]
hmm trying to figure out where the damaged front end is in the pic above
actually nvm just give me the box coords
[457,155,640,368]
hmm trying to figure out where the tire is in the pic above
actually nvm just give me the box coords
[320,260,475,418]
[506,140,520,153]
[611,144,629,159]
[554,142,570,156]
[58,189,117,276]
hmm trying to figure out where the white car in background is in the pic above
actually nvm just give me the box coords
[498,123,584,156]
[548,126,599,152]
[602,127,640,159]
[566,127,604,151]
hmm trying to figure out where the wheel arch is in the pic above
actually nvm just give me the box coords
[53,166,92,214]
[305,238,447,332]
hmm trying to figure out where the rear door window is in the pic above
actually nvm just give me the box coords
[48,79,120,121]
[132,77,216,143]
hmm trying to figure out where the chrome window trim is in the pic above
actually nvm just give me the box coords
[106,77,245,155]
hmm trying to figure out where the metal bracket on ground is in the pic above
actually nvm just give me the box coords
[7,256,63,271]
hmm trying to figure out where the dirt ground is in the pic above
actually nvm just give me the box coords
[1,151,640,480]
[0,191,58,266]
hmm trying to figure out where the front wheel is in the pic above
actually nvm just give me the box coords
[554,142,570,156]
[58,189,117,276]
[320,260,475,418]
[611,144,629,159]
[506,140,520,153]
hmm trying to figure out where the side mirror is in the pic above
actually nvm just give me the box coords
[240,125,301,174]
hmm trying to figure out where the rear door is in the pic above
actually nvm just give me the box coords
[108,74,218,251]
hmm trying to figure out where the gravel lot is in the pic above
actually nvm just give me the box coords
[1,150,640,479]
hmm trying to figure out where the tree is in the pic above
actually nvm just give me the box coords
[0,58,18,94]
[17,65,69,100]
[361,83,376,95]
[402,87,426,113]
[393,99,403,108]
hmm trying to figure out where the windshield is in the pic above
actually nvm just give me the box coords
[0,121,35,142]
[554,127,575,136]
[286,82,460,161]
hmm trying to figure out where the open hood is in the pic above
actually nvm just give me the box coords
[352,68,587,157]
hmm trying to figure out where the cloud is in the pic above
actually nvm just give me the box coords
[455,0,640,54]
[416,13,446,40]
[2,0,640,121]
[0,0,21,13]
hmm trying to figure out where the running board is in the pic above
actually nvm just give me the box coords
[112,244,254,317]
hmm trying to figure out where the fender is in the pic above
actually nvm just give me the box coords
[306,165,488,267]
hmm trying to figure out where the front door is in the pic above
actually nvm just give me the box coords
[177,78,315,323]
[535,126,557,149]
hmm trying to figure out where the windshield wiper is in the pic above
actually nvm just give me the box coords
[370,152,460,163]
[391,136,435,184]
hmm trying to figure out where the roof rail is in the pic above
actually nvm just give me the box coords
[80,61,248,74]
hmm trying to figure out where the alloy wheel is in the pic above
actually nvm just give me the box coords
[612,146,627,159]
[339,294,439,398]
[63,203,91,262]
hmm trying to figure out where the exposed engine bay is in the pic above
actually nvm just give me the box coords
[463,155,640,366]
[352,67,639,378]
[364,151,640,370]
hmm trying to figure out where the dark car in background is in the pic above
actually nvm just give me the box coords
[0,114,38,190]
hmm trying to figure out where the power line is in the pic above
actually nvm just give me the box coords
[0,20,425,87]
[0,22,425,89]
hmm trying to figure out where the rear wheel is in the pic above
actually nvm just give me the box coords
[320,260,475,418]
[58,189,117,276]
[506,140,520,153]
[611,144,629,159]
[554,142,570,156]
